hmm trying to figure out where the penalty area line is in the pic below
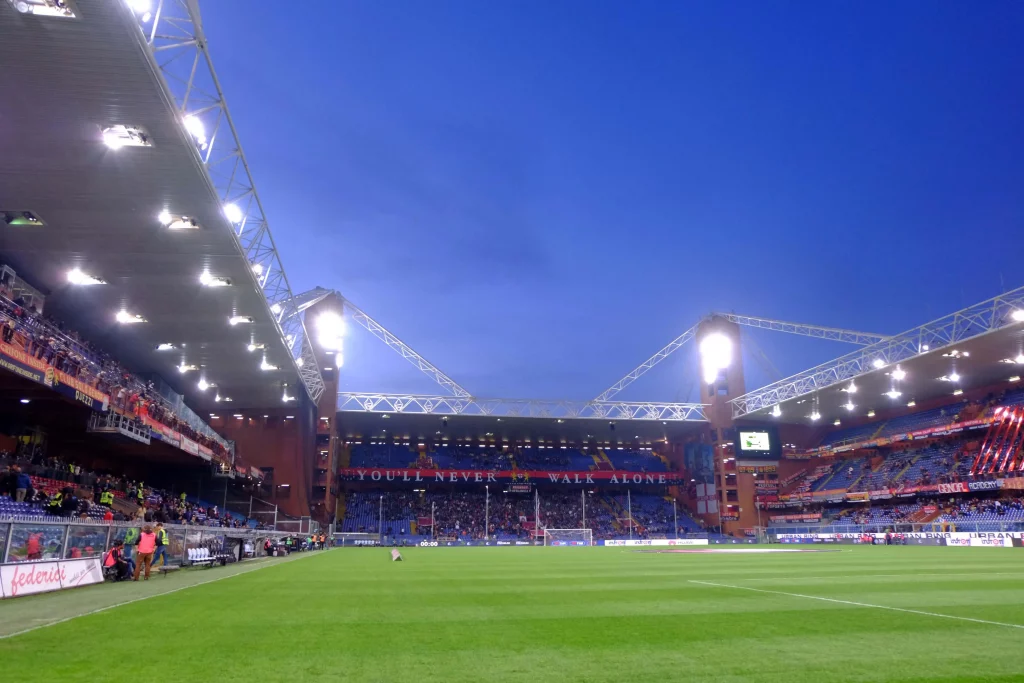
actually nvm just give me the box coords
[0,550,329,641]
[688,579,1024,631]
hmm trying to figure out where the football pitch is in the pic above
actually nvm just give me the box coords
[2,546,1023,682]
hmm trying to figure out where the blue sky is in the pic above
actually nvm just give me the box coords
[200,1,1024,401]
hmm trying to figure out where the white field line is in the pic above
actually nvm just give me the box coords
[689,579,1024,630]
[0,550,329,640]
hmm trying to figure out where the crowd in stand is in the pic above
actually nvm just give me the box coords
[0,448,261,529]
[0,286,231,460]
[343,489,705,542]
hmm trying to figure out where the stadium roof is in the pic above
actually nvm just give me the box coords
[733,288,1024,425]
[0,0,317,410]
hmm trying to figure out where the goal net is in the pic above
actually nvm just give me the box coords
[543,529,593,546]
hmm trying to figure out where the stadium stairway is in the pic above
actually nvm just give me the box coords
[594,450,615,470]
[597,496,625,534]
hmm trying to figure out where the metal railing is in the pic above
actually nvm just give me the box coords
[0,517,293,565]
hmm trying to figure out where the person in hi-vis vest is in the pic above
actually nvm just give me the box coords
[152,523,170,567]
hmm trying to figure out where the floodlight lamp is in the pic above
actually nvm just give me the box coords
[949,371,961,383]
[809,411,821,421]
[115,310,145,324]
[885,389,902,399]
[317,311,346,351]
[844,402,855,411]
[270,303,282,315]
[223,203,243,224]
[157,210,172,226]
[296,357,304,367]
[260,357,278,371]
[197,378,210,391]
[229,315,254,325]
[699,332,732,385]
[335,352,344,368]
[67,268,105,286]
[952,389,964,396]
[907,400,916,407]
[872,358,885,369]
[867,410,876,417]
[770,405,781,417]
[184,114,207,148]
[891,366,906,381]
[156,343,176,351]
[1016,354,1024,365]
[1010,376,1021,383]
[843,382,857,394]
[102,130,125,149]
[833,419,841,426]
[1012,310,1024,322]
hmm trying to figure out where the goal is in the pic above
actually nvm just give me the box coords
[543,529,593,546]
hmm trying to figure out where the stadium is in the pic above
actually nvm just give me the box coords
[1,1,1023,681]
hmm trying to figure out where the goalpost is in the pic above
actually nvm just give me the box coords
[543,529,593,546]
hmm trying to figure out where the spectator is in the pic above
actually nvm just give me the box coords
[14,466,31,502]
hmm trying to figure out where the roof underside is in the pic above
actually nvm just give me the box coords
[745,326,1024,425]
[0,0,300,410]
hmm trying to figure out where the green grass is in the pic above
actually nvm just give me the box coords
[2,546,1024,682]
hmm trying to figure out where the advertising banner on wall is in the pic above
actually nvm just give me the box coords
[0,558,104,599]
[0,341,110,412]
[601,538,709,547]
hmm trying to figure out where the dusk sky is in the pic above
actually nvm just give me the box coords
[199,1,1024,402]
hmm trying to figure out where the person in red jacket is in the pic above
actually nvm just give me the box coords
[133,525,157,581]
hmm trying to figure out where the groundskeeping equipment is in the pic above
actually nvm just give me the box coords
[543,529,593,546]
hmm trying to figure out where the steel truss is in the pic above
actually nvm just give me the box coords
[595,314,887,402]
[338,394,707,421]
[595,324,700,402]
[730,287,1024,418]
[717,314,889,346]
[281,287,472,398]
[129,0,324,403]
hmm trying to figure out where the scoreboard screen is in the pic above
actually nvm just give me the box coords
[508,483,533,494]
[739,431,771,452]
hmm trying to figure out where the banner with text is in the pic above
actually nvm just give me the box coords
[338,468,684,485]
[0,558,104,599]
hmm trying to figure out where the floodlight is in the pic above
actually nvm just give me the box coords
[833,419,841,426]
[200,271,230,287]
[156,343,176,351]
[260,357,278,371]
[844,401,855,411]
[67,268,105,286]
[952,389,964,396]
[809,411,821,421]
[157,210,172,226]
[1017,354,1024,365]
[1012,310,1024,322]
[1010,376,1021,383]
[102,125,150,148]
[885,389,902,399]
[229,315,254,325]
[197,378,210,391]
[20,398,30,404]
[699,332,732,385]
[891,366,906,381]
[184,115,207,148]
[317,311,346,351]
[770,405,781,417]
[335,352,344,368]
[867,410,876,417]
[223,203,243,224]
[115,310,145,324]
[177,363,196,373]
[949,371,961,383]
[296,357,304,367]
[843,382,857,394]
[270,303,282,315]
[872,358,885,369]
[907,400,916,407]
